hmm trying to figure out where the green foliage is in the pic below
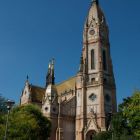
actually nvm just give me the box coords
[108,90,140,140]
[0,113,6,139]
[120,91,140,139]
[0,104,51,140]
[93,131,112,140]
[93,131,137,140]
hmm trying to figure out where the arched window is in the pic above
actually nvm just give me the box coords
[91,49,95,69]
[102,49,107,71]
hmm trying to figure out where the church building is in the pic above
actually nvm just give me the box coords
[20,0,117,140]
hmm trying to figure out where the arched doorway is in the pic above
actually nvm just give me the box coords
[86,130,96,140]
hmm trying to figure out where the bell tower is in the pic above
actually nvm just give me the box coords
[76,0,117,139]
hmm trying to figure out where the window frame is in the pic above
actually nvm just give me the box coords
[91,49,95,70]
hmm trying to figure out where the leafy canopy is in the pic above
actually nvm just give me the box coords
[0,104,51,140]
[119,91,140,138]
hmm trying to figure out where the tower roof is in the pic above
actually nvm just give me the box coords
[85,0,105,27]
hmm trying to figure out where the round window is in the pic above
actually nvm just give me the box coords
[45,107,48,111]
[89,29,95,35]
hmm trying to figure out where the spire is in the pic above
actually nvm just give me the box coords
[46,59,55,87]
[51,58,55,85]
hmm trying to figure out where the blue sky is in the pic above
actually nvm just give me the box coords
[0,0,140,104]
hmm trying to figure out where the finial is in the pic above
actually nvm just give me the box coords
[50,58,55,70]
[26,75,30,86]
[48,60,51,68]
[92,0,99,5]
[51,58,55,66]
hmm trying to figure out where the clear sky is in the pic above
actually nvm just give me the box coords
[0,0,140,104]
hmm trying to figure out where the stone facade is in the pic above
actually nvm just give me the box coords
[20,1,117,140]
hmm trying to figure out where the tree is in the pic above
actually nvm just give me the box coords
[120,91,140,138]
[93,131,112,140]
[0,113,6,139]
[111,90,140,139]
[0,104,51,140]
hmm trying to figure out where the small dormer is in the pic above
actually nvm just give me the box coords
[42,59,58,116]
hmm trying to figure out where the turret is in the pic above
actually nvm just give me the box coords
[44,59,57,105]
[42,59,58,140]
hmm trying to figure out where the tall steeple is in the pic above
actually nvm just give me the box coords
[76,1,117,139]
[46,59,55,87]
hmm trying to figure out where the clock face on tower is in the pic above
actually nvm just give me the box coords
[89,29,95,35]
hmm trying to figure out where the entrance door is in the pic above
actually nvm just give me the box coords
[86,130,95,140]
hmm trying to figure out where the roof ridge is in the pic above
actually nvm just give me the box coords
[56,76,76,86]
[30,84,45,90]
